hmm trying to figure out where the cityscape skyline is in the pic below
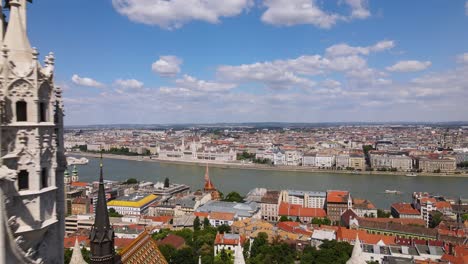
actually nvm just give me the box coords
[25,0,468,125]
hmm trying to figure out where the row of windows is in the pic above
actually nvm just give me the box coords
[15,101,50,122]
[18,168,49,191]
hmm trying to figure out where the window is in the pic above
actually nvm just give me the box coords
[16,101,27,122]
[39,102,47,122]
[18,170,29,190]
[41,168,48,188]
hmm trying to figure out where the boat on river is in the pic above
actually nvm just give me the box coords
[385,190,402,194]
[405,173,417,177]
[66,156,89,165]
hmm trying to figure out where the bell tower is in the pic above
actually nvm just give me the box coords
[0,0,66,263]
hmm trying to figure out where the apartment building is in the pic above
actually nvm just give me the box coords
[280,190,326,209]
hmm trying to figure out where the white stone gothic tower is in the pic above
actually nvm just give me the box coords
[0,0,66,263]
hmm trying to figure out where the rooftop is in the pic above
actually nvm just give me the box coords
[108,194,158,208]
[327,190,349,203]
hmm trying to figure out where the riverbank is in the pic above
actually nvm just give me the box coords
[70,152,468,178]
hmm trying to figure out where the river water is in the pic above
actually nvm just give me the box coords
[73,156,467,209]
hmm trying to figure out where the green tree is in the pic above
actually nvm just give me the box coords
[301,240,353,264]
[81,247,91,263]
[64,248,72,264]
[279,216,289,222]
[172,247,196,264]
[250,232,268,259]
[194,216,201,231]
[203,217,211,229]
[164,177,170,188]
[377,209,391,218]
[362,145,375,155]
[223,191,244,203]
[158,244,177,262]
[430,211,443,228]
[462,213,468,221]
[217,224,231,234]
[172,229,193,243]
[311,218,331,226]
[124,178,138,184]
[108,208,122,217]
[243,238,250,259]
[152,229,170,240]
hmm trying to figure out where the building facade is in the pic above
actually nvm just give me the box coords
[326,191,352,222]
[280,190,326,209]
[260,190,280,222]
[418,157,457,173]
[0,1,66,263]
[107,194,158,216]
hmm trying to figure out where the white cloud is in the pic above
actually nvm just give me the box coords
[112,0,252,29]
[173,74,237,92]
[386,60,432,72]
[326,40,395,57]
[217,53,371,89]
[260,0,371,28]
[217,60,317,90]
[152,56,183,77]
[65,65,468,124]
[466,1,468,16]
[344,0,371,19]
[114,79,144,89]
[261,0,341,28]
[457,53,468,64]
[71,74,104,88]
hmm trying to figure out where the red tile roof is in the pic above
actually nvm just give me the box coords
[115,238,135,249]
[214,233,246,246]
[278,203,327,218]
[209,212,236,221]
[360,217,426,226]
[336,227,396,245]
[420,197,437,204]
[327,191,349,203]
[143,216,173,223]
[435,201,452,210]
[194,212,209,218]
[64,236,89,248]
[391,203,420,215]
[277,221,313,236]
[158,234,186,249]
[71,182,88,188]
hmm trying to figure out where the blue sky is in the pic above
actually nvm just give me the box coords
[24,0,468,125]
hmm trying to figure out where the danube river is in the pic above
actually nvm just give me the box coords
[75,156,467,209]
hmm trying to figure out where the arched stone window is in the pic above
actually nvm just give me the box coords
[18,170,29,190]
[39,102,47,122]
[41,168,48,188]
[39,83,51,122]
[16,101,27,122]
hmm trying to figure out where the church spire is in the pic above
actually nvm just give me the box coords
[204,163,215,191]
[234,240,246,264]
[346,235,366,264]
[89,150,119,263]
[70,238,87,264]
[3,0,33,69]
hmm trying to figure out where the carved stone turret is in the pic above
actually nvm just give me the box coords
[0,0,66,263]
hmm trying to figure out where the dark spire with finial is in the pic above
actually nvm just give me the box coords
[89,148,120,263]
